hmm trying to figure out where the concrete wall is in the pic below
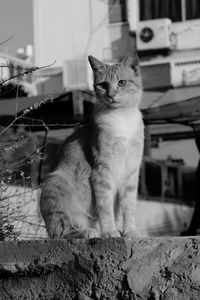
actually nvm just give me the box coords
[33,0,110,66]
[0,237,200,299]
[108,23,131,61]
[33,0,138,67]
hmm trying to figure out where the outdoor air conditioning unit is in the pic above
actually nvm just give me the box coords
[137,18,172,51]
[141,55,200,90]
[63,59,93,90]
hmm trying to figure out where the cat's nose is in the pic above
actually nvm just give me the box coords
[107,89,116,99]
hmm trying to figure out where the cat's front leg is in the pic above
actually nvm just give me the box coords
[121,169,141,238]
[91,166,121,238]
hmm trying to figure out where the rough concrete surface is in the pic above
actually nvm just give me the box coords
[0,237,200,299]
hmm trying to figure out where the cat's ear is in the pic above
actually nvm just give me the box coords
[88,55,106,73]
[121,51,140,73]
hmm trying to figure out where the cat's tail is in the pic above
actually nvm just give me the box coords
[45,211,88,239]
[40,170,98,239]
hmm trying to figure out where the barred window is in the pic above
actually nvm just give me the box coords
[140,0,200,22]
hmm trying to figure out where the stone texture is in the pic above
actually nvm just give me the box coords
[0,237,200,299]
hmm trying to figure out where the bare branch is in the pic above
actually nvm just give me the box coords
[0,36,14,47]
[0,55,60,240]
[0,64,32,71]
[0,60,56,86]
[0,90,63,136]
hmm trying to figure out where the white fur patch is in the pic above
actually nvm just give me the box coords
[97,107,142,141]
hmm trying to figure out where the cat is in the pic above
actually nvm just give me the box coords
[40,51,144,239]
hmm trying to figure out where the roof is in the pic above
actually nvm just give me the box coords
[149,86,200,108]
[141,86,200,110]
[143,95,200,125]
[0,96,46,116]
[140,91,163,109]
[0,92,66,116]
[149,123,193,137]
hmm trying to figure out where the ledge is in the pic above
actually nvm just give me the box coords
[0,237,200,299]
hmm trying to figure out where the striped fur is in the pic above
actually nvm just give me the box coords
[40,52,144,238]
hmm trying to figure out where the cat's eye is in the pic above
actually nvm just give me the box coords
[118,80,127,87]
[96,82,108,90]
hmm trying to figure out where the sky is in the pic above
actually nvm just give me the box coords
[0,0,33,56]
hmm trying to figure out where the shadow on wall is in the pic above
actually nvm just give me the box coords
[109,23,136,61]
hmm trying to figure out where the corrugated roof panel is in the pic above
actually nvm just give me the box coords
[151,86,200,108]
[150,123,192,136]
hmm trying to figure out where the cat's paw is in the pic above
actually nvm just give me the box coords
[123,229,141,238]
[47,212,68,238]
[83,228,99,239]
[102,230,121,238]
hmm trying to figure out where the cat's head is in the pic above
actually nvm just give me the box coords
[88,52,142,109]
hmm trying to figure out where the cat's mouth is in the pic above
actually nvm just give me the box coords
[104,98,120,107]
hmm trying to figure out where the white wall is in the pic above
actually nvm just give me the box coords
[108,23,131,60]
[136,199,193,236]
[33,0,140,67]
[33,0,110,67]
[152,139,199,168]
[127,0,139,32]
[1,186,47,239]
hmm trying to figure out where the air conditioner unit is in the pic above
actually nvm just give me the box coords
[141,55,200,89]
[63,59,93,90]
[172,20,200,50]
[137,18,172,51]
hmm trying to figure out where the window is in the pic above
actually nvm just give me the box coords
[186,0,200,20]
[139,0,200,22]
[109,0,127,24]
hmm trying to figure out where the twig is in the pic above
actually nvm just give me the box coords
[0,60,56,86]
[15,84,20,118]
[0,36,14,47]
[0,140,50,175]
[0,64,43,72]
[0,185,40,201]
[21,116,50,132]
[0,91,61,136]
[0,136,29,155]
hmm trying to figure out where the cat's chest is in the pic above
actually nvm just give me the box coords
[97,108,141,141]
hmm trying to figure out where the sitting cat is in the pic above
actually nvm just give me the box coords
[40,51,144,239]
